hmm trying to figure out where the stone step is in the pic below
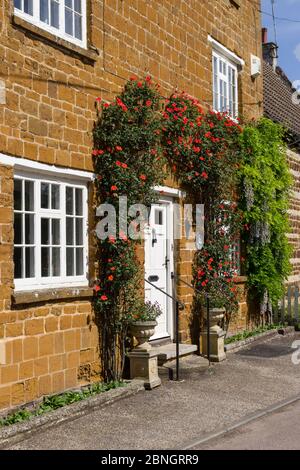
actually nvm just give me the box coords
[153,343,198,366]
[158,355,209,379]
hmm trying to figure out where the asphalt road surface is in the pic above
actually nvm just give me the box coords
[194,399,300,450]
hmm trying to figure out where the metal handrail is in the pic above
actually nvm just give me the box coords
[171,273,211,366]
[145,278,184,381]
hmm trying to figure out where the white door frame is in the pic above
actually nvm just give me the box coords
[145,195,175,341]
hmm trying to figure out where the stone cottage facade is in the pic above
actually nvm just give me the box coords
[262,32,300,288]
[0,0,263,412]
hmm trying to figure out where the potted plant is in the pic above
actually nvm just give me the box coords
[130,301,162,351]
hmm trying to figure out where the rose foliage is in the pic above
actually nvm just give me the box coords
[161,93,243,313]
[93,77,165,381]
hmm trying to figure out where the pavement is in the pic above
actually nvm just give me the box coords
[6,332,300,450]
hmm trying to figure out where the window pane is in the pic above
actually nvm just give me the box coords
[51,0,59,28]
[14,247,23,279]
[14,179,22,211]
[41,247,50,277]
[75,218,83,245]
[25,180,34,211]
[25,247,35,278]
[74,13,82,40]
[14,0,22,10]
[25,214,35,244]
[66,247,74,276]
[65,0,72,8]
[66,187,73,214]
[41,218,50,245]
[65,8,73,36]
[66,217,74,245]
[24,0,33,15]
[40,0,49,23]
[14,213,23,245]
[76,247,83,275]
[75,188,83,215]
[74,0,81,13]
[52,219,60,245]
[52,247,60,276]
[41,182,49,208]
[155,209,163,225]
[51,184,60,209]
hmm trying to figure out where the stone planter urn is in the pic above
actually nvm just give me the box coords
[128,320,161,390]
[208,308,225,333]
[200,307,226,362]
[130,320,157,352]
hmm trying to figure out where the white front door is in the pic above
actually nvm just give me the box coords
[145,200,174,341]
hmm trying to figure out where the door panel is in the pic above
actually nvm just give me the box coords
[145,202,173,340]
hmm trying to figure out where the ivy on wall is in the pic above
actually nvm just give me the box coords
[240,118,292,312]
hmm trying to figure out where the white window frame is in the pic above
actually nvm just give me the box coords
[208,36,244,120]
[212,50,238,120]
[13,0,87,49]
[13,169,89,291]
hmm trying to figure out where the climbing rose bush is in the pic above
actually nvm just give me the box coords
[162,93,243,313]
[92,76,166,381]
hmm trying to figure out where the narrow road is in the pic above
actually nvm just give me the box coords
[193,399,300,450]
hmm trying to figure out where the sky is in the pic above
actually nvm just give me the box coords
[261,0,300,85]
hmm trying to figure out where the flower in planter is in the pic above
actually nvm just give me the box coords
[130,301,163,324]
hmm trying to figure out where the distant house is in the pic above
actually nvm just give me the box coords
[262,28,300,288]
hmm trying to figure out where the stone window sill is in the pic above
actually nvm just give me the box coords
[13,286,94,306]
[12,15,99,63]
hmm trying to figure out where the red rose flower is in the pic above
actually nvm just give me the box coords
[95,97,102,102]
[145,100,152,107]
[122,163,128,169]
[116,161,122,167]
[139,174,147,181]
[137,82,143,88]
[100,295,108,301]
[94,285,100,292]
[201,171,208,179]
[111,185,118,191]
[119,230,128,241]
[115,145,123,152]
[108,275,114,281]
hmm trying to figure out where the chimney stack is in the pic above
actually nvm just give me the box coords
[262,27,278,71]
[262,27,268,44]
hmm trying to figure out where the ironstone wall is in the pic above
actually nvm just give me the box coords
[0,0,263,411]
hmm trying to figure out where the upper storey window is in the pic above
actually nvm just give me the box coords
[209,36,244,120]
[213,51,238,119]
[13,0,87,48]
